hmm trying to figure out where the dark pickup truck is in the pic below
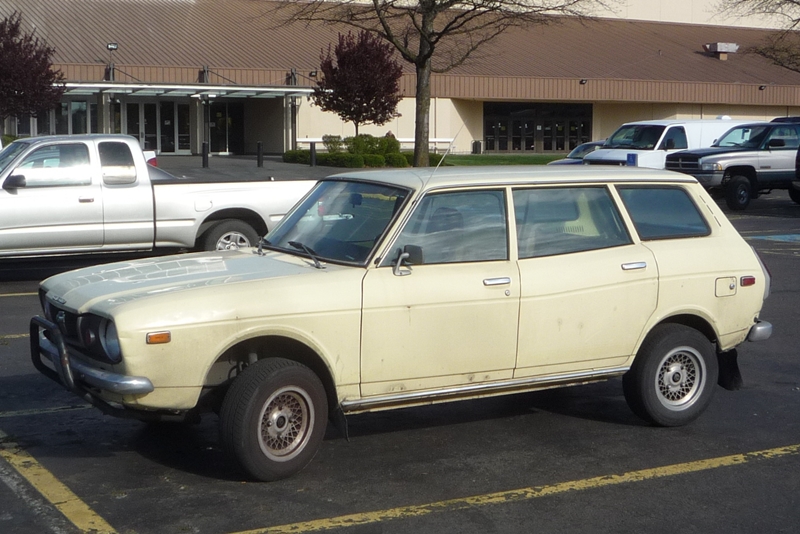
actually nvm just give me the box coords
[665,119,800,210]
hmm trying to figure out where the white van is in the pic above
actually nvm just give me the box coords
[584,118,750,169]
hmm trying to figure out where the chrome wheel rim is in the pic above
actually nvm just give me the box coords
[654,346,706,411]
[216,231,251,250]
[257,386,314,462]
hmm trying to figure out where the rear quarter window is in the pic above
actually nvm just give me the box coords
[617,186,710,240]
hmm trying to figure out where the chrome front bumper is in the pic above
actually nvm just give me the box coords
[30,315,154,396]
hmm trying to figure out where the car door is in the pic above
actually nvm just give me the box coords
[513,186,658,377]
[360,188,520,396]
[0,142,103,255]
[759,124,800,185]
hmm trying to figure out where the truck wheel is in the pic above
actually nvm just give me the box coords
[202,219,258,251]
[789,185,800,205]
[725,175,752,210]
[220,358,328,481]
[622,324,718,427]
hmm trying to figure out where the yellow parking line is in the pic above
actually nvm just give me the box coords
[231,443,800,534]
[0,292,37,297]
[0,430,117,534]
[0,405,92,419]
[0,333,28,340]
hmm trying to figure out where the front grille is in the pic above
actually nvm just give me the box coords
[665,155,701,171]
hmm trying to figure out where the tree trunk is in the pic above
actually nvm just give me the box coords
[413,59,432,167]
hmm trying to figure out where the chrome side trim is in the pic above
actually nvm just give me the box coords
[341,366,629,413]
[747,320,772,342]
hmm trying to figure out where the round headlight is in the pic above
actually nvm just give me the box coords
[99,319,122,363]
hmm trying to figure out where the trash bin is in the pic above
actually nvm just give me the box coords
[472,140,482,154]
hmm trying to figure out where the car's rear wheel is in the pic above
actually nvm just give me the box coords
[788,184,800,205]
[725,175,752,210]
[220,358,328,481]
[623,324,718,427]
[202,219,258,251]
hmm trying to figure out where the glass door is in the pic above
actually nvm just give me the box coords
[126,103,158,151]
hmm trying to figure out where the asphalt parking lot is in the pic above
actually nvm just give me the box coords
[1,183,799,534]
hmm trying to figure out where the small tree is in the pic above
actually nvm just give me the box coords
[312,31,403,136]
[0,11,65,123]
[716,1,800,71]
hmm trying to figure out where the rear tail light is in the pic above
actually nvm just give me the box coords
[740,276,756,287]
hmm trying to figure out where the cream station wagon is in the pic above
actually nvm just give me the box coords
[31,166,772,481]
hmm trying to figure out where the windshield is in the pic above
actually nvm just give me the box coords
[604,125,665,150]
[714,125,770,148]
[266,180,409,265]
[566,142,601,159]
[0,141,30,175]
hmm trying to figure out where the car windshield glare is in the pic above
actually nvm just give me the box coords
[266,180,408,265]
[605,125,665,149]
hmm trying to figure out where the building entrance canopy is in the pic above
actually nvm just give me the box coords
[63,82,313,99]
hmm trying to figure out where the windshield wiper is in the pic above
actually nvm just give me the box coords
[288,241,325,269]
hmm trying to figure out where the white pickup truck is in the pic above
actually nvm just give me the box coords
[0,135,315,257]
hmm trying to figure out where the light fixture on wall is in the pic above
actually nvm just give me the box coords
[106,42,118,52]
[309,70,318,78]
[759,85,767,90]
[579,79,588,85]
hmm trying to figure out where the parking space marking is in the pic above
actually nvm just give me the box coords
[232,443,800,534]
[1,333,29,339]
[0,429,117,534]
[0,292,37,297]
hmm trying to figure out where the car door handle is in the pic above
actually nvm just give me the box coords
[483,277,511,286]
[621,262,647,271]
[78,197,95,203]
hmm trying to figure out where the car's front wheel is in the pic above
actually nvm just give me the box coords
[623,324,718,427]
[220,358,328,481]
[788,184,800,205]
[725,175,752,210]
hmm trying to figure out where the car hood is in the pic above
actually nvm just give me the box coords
[669,146,749,159]
[41,249,351,315]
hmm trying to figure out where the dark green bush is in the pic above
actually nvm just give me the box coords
[283,150,310,164]
[322,134,343,153]
[363,154,386,167]
[317,152,365,168]
[345,134,382,155]
[385,153,409,167]
[2,134,18,146]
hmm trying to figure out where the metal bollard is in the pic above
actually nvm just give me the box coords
[202,142,209,168]
[310,141,316,167]
[257,142,263,168]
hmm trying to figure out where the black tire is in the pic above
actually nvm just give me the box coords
[789,184,800,205]
[202,219,258,251]
[725,175,752,210]
[623,324,718,427]
[220,358,328,481]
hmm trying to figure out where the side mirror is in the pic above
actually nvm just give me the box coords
[3,174,26,190]
[768,138,786,148]
[392,245,424,276]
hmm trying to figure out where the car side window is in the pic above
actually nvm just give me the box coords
[513,187,631,259]
[388,190,508,265]
[766,125,800,149]
[15,143,91,187]
[99,141,137,184]
[617,186,710,239]
[660,127,688,150]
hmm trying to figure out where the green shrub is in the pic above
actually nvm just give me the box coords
[283,150,310,164]
[363,154,386,167]
[322,134,343,153]
[385,153,409,167]
[345,134,380,155]
[2,134,17,146]
[377,136,401,154]
[317,152,364,168]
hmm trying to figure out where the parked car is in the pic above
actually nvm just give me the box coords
[666,119,800,209]
[584,118,749,169]
[32,166,772,481]
[546,140,605,165]
[0,135,314,257]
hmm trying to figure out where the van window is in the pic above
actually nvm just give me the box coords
[605,124,665,150]
[513,187,631,258]
[617,186,710,239]
[660,127,688,150]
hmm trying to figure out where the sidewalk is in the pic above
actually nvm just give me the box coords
[156,154,335,181]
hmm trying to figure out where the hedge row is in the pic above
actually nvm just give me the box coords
[283,149,412,168]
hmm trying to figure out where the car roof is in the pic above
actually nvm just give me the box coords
[328,165,697,191]
[14,134,138,145]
